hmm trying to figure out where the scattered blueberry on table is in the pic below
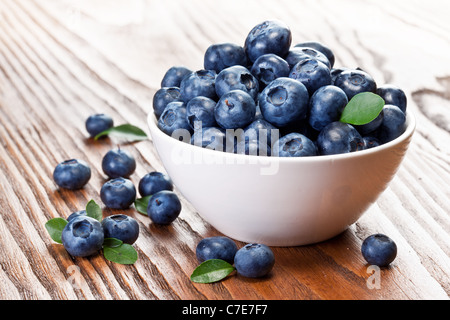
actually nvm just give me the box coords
[196,236,238,264]
[61,216,104,257]
[102,147,136,179]
[138,171,174,197]
[85,113,114,138]
[361,233,397,267]
[102,214,140,245]
[100,177,137,210]
[53,159,91,190]
[234,243,275,278]
[147,190,182,225]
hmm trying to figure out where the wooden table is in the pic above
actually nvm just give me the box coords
[0,0,449,301]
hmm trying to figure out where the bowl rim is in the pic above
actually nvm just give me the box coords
[147,109,415,164]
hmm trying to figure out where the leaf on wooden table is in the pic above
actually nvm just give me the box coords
[45,217,68,244]
[94,124,148,142]
[190,259,236,283]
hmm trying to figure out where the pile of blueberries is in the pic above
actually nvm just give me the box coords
[153,20,407,156]
[51,114,182,257]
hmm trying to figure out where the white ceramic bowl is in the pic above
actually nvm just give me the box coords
[147,111,415,246]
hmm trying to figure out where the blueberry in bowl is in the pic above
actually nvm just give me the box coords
[376,84,407,113]
[161,66,192,88]
[180,69,217,103]
[148,20,416,246]
[258,77,309,128]
[334,69,377,100]
[274,132,317,157]
[153,87,183,119]
[204,43,248,73]
[294,41,335,68]
[244,20,292,63]
[214,89,256,130]
[285,46,331,69]
[215,65,259,101]
[186,96,217,130]
[250,53,290,89]
[289,58,332,95]
[157,101,193,136]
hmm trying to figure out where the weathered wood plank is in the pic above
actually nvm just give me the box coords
[0,0,448,300]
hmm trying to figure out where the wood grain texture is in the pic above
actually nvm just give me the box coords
[0,0,449,300]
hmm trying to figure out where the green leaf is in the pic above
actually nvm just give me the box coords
[134,195,152,216]
[340,92,385,125]
[190,259,236,283]
[85,199,103,221]
[94,124,148,142]
[103,238,123,248]
[103,243,138,265]
[45,217,68,244]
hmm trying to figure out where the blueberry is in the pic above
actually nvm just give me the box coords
[308,85,348,131]
[235,139,271,156]
[102,148,136,179]
[101,214,139,245]
[214,90,256,129]
[334,69,377,100]
[153,87,182,119]
[161,66,192,88]
[244,20,292,63]
[196,236,238,264]
[274,132,317,157]
[215,66,259,101]
[294,41,335,68]
[244,118,278,146]
[354,111,384,135]
[330,67,349,84]
[61,216,104,257]
[85,113,114,138]
[363,136,381,149]
[250,54,290,89]
[234,243,275,278]
[204,43,248,73]
[147,190,182,225]
[186,96,217,130]
[53,159,91,190]
[258,77,309,127]
[191,126,227,151]
[361,233,397,267]
[289,59,332,95]
[376,105,406,144]
[285,47,331,69]
[157,101,193,136]
[100,177,136,209]
[376,84,407,113]
[179,70,217,103]
[138,171,174,197]
[67,210,87,222]
[317,122,364,155]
